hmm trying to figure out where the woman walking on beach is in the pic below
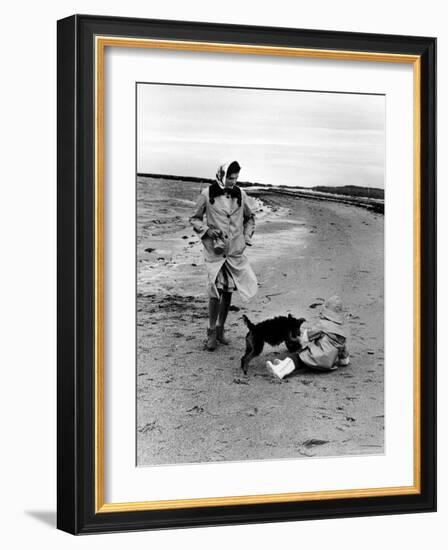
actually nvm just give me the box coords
[190,161,258,350]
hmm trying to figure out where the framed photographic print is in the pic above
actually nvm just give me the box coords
[57,14,436,534]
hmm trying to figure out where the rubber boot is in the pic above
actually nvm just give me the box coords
[216,325,230,345]
[206,327,217,351]
[266,357,295,379]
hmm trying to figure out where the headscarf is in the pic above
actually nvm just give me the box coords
[209,161,242,206]
[215,162,229,189]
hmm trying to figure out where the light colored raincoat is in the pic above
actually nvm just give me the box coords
[189,174,258,301]
[298,317,349,371]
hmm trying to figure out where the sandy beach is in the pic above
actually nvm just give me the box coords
[136,176,384,466]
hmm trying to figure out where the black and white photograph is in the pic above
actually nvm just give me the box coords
[136,82,385,466]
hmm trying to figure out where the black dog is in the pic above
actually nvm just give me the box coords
[240,314,306,374]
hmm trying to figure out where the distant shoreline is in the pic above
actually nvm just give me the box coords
[137,173,384,214]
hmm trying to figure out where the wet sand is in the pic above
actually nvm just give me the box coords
[136,176,384,465]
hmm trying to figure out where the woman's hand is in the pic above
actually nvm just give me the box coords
[206,227,222,239]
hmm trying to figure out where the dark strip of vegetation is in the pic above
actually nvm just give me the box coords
[137,173,384,200]
[313,185,383,200]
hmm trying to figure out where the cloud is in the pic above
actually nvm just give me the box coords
[137,84,385,188]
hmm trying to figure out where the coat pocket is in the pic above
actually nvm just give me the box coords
[232,236,247,256]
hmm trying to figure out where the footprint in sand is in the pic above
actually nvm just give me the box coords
[233,378,249,385]
[302,439,329,448]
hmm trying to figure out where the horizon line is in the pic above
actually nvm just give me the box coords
[136,172,384,192]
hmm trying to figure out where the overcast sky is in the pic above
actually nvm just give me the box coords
[137,83,385,188]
